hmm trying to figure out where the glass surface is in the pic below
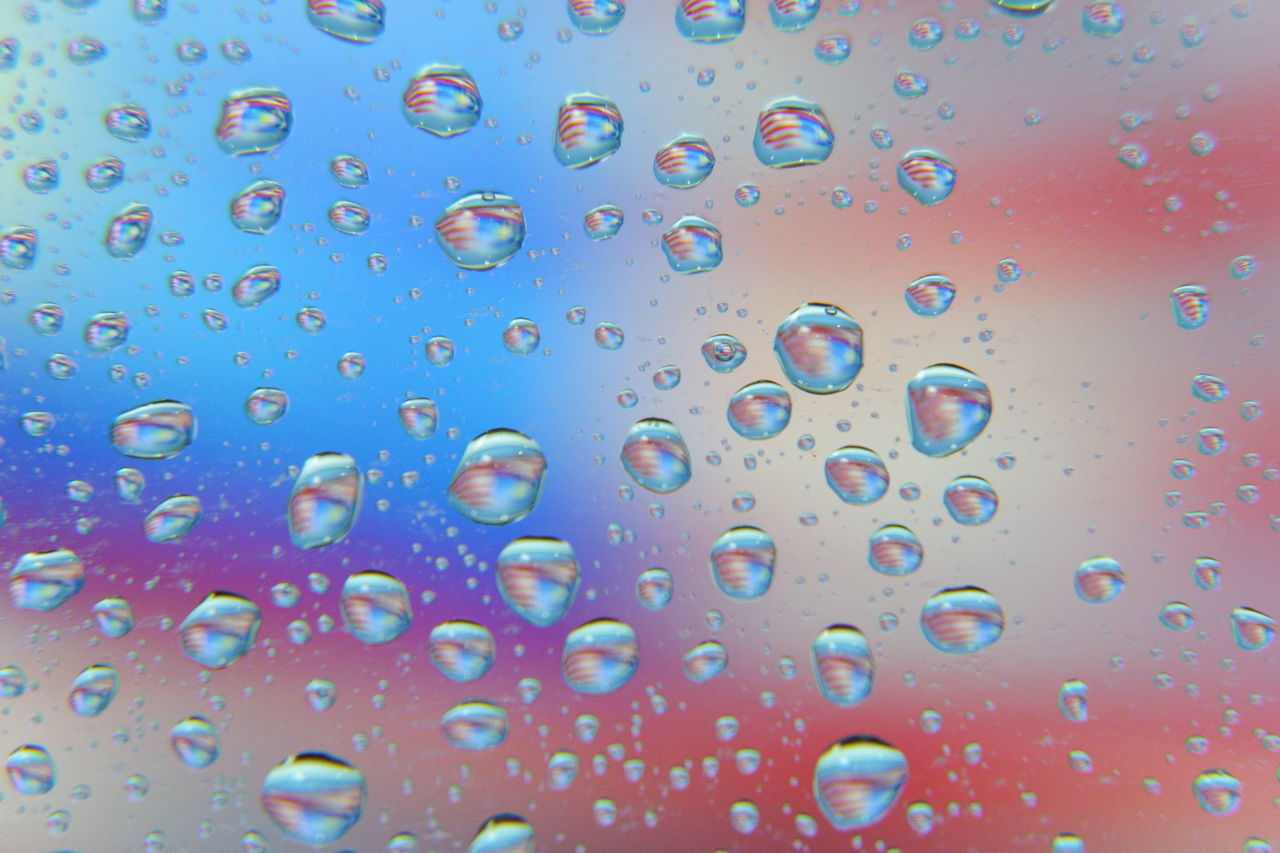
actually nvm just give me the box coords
[1,0,1276,850]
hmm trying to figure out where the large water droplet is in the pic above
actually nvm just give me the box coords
[1192,769,1241,815]
[753,97,833,167]
[216,88,292,155]
[467,814,535,853]
[289,452,362,548]
[398,398,438,439]
[67,664,118,717]
[676,0,745,42]
[143,494,202,543]
[710,526,776,600]
[683,640,729,682]
[562,618,639,694]
[448,429,547,524]
[920,586,1004,653]
[1075,557,1125,603]
[434,191,526,271]
[812,625,874,706]
[9,549,84,611]
[496,537,580,626]
[620,418,692,493]
[727,381,792,439]
[104,203,152,258]
[306,0,385,42]
[341,571,412,644]
[555,93,623,168]
[906,363,992,457]
[6,744,55,795]
[1231,606,1274,651]
[813,737,908,829]
[170,715,220,768]
[897,149,956,205]
[111,400,195,459]
[868,524,923,575]
[774,303,864,394]
[654,134,715,188]
[229,180,285,234]
[429,620,495,682]
[403,65,482,137]
[179,591,261,668]
[661,215,722,274]
[942,475,998,525]
[261,753,366,844]
[824,446,889,504]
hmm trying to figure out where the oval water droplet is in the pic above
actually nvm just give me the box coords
[620,418,692,493]
[824,446,889,504]
[434,191,526,271]
[942,475,998,525]
[496,537,579,627]
[920,586,1004,653]
[683,640,728,682]
[261,753,366,844]
[6,744,55,795]
[104,203,152,258]
[170,715,219,768]
[1170,284,1209,330]
[1193,769,1241,815]
[429,620,496,682]
[661,215,722,274]
[654,134,715,188]
[727,381,792,440]
[1075,556,1125,603]
[67,664,118,717]
[229,181,285,234]
[898,149,956,205]
[905,274,956,317]
[562,618,639,695]
[179,591,261,668]
[675,0,745,43]
[907,363,992,457]
[9,549,84,611]
[306,0,385,42]
[710,526,776,600]
[812,625,874,706]
[1230,606,1274,651]
[341,571,412,644]
[442,701,509,750]
[467,813,535,853]
[398,397,438,439]
[814,737,908,829]
[774,302,864,394]
[868,524,923,575]
[448,429,547,524]
[143,494,202,543]
[289,452,362,548]
[246,387,288,425]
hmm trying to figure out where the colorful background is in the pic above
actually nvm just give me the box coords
[1,0,1277,850]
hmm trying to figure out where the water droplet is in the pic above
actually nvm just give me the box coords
[245,387,288,425]
[1230,607,1274,651]
[942,475,998,525]
[1082,2,1124,36]
[6,745,55,795]
[909,17,944,49]
[403,65,482,137]
[636,567,673,610]
[654,134,715,188]
[341,571,412,644]
[261,753,366,844]
[773,302,864,394]
[907,363,992,457]
[399,398,438,439]
[868,524,923,575]
[467,813,535,852]
[555,93,623,168]
[991,0,1056,15]
[434,191,526,270]
[814,33,851,64]
[105,104,151,141]
[307,0,385,42]
[9,549,85,611]
[448,429,547,524]
[289,452,363,548]
[503,318,540,355]
[1159,601,1194,631]
[497,537,580,626]
[229,181,285,234]
[770,0,819,31]
[753,97,834,168]
[84,311,130,352]
[179,591,261,668]
[676,0,745,43]
[814,737,908,829]
[620,418,692,493]
[216,88,292,155]
[905,275,956,317]
[584,204,624,240]
[1193,769,1241,815]
[170,716,219,768]
[1075,557,1124,603]
[1170,284,1209,330]
[1191,374,1229,403]
[1059,680,1089,721]
[425,335,456,365]
[23,158,58,193]
[430,620,495,682]
[701,333,747,372]
[67,664,118,717]
[330,154,369,187]
[683,640,728,682]
[305,679,337,712]
[710,526,776,600]
[920,586,1004,653]
[563,619,639,694]
[144,494,203,543]
[661,215,722,274]
[442,701,509,750]
[548,751,579,790]
[93,597,133,637]
[727,380,792,439]
[812,625,874,706]
[824,446,889,504]
[104,203,152,258]
[898,149,956,205]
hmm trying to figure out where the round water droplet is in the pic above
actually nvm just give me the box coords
[898,149,956,205]
[429,620,495,682]
[812,624,874,706]
[710,526,776,600]
[399,398,438,439]
[216,89,292,155]
[1159,601,1194,631]
[909,17,944,49]
[104,203,152,258]
[497,536,580,626]
[434,191,526,271]
[105,104,151,141]
[701,333,747,372]
[654,134,715,189]
[683,640,728,682]
[905,275,956,317]
[425,335,455,366]
[305,679,337,712]
[814,33,851,63]
[773,302,864,394]
[92,597,133,638]
[403,65,482,137]
[289,453,362,548]
[503,318,540,355]
[942,475,998,525]
[636,567,673,611]
[907,363,992,457]
[661,215,722,274]
[594,322,624,350]
[868,524,923,575]
[330,154,368,187]
[9,548,85,611]
[229,181,285,234]
[584,204,624,240]
[329,200,370,235]
[24,158,58,193]
[232,265,281,308]
[991,0,1056,14]
[246,387,288,425]
[144,494,202,543]
[1082,2,1124,36]
[814,737,908,829]
[555,93,623,169]
[84,311,129,352]
[179,591,261,668]
[307,0,385,42]
[1075,557,1125,603]
[6,745,55,795]
[467,813,535,853]
[753,97,834,168]
[562,619,639,695]
[261,753,366,844]
[1230,606,1274,651]
[448,429,547,524]
[341,571,411,644]
[824,446,889,504]
[67,664,118,717]
[676,0,745,43]
[170,716,219,768]
[1191,374,1229,403]
[621,418,692,493]
[1193,769,1241,815]
[727,380,792,439]
[920,586,1004,653]
[735,183,761,206]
